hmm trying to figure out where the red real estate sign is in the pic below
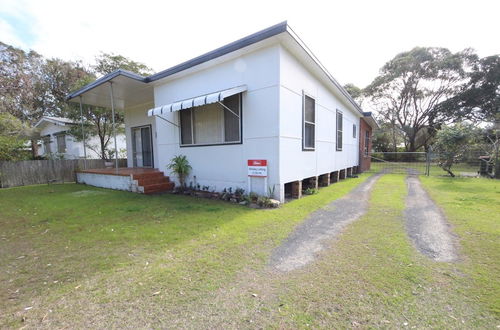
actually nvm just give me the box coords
[247,159,267,177]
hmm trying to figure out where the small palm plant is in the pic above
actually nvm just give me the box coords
[167,155,192,188]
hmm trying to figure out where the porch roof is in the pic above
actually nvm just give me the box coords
[66,69,153,110]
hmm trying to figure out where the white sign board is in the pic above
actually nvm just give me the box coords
[247,159,267,177]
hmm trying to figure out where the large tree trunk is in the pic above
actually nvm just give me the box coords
[100,136,106,160]
[30,139,38,159]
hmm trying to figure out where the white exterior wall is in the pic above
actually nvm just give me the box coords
[120,43,362,202]
[39,122,126,159]
[76,172,133,191]
[151,45,281,196]
[124,102,156,167]
[278,46,361,185]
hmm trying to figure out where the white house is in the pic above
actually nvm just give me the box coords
[34,116,126,159]
[68,22,377,200]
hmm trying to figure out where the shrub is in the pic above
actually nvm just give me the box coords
[167,155,192,188]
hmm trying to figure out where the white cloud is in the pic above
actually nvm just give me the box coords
[1,0,499,89]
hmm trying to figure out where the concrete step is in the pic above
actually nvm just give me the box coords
[143,182,175,194]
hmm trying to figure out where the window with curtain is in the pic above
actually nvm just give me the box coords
[336,110,343,151]
[56,134,66,153]
[180,93,241,146]
[303,94,315,150]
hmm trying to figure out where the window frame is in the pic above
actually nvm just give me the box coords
[302,92,316,151]
[56,133,66,153]
[336,110,343,151]
[179,93,243,148]
[42,135,51,154]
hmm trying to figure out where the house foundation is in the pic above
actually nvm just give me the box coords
[318,173,330,187]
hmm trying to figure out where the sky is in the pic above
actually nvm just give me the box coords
[1,0,499,88]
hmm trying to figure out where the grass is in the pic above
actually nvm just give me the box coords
[0,174,498,328]
[420,176,500,315]
[0,175,368,328]
[253,175,499,328]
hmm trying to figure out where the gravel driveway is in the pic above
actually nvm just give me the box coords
[404,175,458,262]
[269,173,383,272]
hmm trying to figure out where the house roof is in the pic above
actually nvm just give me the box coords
[34,116,76,128]
[67,21,364,115]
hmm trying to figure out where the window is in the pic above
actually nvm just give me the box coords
[56,134,66,153]
[303,94,315,150]
[336,110,343,151]
[43,136,51,154]
[180,93,241,146]
[353,124,357,138]
[364,131,370,155]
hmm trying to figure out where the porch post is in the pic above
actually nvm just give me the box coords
[79,96,87,169]
[109,82,119,171]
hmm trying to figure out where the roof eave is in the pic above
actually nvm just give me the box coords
[66,69,146,101]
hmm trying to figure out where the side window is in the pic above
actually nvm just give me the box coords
[336,110,343,151]
[353,124,357,138]
[302,94,315,150]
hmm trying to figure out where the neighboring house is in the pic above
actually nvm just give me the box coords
[34,116,126,159]
[68,22,378,200]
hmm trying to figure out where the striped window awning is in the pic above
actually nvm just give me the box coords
[147,85,246,117]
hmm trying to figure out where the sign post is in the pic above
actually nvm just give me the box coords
[247,159,268,195]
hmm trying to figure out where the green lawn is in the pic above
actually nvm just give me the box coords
[0,175,498,328]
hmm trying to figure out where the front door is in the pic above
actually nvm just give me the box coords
[132,125,153,167]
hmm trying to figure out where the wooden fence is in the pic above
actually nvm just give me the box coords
[0,159,127,188]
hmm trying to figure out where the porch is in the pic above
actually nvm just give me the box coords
[76,167,174,194]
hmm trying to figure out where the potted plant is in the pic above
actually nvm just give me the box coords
[167,155,192,191]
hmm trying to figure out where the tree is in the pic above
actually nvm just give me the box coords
[343,83,363,102]
[0,42,88,158]
[436,55,499,123]
[0,113,30,160]
[372,121,404,152]
[365,47,476,152]
[94,52,153,76]
[433,124,476,177]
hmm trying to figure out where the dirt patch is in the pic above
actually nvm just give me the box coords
[269,173,383,272]
[404,175,459,262]
[70,190,107,197]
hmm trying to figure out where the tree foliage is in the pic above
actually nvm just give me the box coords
[433,124,476,177]
[93,52,153,76]
[0,42,153,160]
[343,83,363,102]
[436,55,499,124]
[365,47,476,152]
[0,113,29,160]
